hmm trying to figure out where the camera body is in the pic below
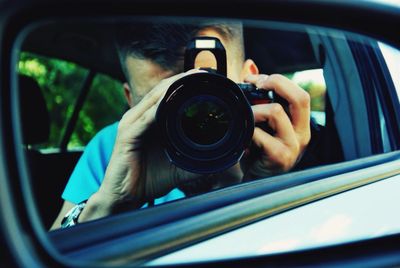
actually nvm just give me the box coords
[157,37,278,174]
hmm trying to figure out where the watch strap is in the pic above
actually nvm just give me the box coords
[61,202,86,228]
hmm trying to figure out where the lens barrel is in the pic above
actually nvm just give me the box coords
[157,72,254,174]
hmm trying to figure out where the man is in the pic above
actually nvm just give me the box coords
[50,20,311,230]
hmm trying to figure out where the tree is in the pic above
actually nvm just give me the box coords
[18,52,125,149]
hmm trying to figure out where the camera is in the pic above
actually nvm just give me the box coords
[157,37,280,174]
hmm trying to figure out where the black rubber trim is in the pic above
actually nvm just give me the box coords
[348,40,383,154]
[349,39,400,152]
[370,44,400,150]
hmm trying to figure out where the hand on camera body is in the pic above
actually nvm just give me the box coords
[243,73,311,179]
[79,70,209,220]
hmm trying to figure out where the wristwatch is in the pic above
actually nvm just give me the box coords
[61,202,86,228]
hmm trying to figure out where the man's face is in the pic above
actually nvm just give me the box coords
[124,27,244,106]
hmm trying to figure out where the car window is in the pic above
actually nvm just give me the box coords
[15,17,400,264]
[18,54,327,148]
[70,73,126,149]
[18,52,125,150]
[18,52,88,150]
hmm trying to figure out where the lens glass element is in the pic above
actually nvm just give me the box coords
[180,95,231,145]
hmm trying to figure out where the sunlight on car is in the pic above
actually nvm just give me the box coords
[310,214,353,242]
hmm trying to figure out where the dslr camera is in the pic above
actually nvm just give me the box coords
[157,37,281,174]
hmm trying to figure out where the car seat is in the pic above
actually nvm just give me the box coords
[19,75,81,229]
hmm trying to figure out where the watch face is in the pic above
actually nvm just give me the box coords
[61,202,86,228]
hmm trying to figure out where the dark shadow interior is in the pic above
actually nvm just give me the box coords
[20,75,81,229]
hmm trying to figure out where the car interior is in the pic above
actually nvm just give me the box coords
[18,19,351,230]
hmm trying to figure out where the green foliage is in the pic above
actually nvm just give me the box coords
[298,81,326,112]
[18,51,326,149]
[70,74,126,147]
[18,52,125,149]
[285,71,326,112]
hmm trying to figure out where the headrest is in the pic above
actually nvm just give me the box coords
[19,75,50,145]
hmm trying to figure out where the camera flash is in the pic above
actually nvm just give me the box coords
[195,39,216,49]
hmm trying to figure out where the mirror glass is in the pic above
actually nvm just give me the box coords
[16,16,400,260]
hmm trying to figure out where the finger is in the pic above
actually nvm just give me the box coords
[120,73,186,125]
[252,103,297,146]
[252,127,298,172]
[129,102,159,138]
[245,74,311,133]
[122,69,206,125]
[244,74,269,86]
[116,101,160,147]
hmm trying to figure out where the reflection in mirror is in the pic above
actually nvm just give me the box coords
[17,17,395,239]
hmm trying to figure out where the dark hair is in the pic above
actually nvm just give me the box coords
[114,20,244,82]
[115,22,200,76]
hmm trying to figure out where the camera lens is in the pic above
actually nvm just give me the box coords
[180,95,231,145]
[157,72,254,174]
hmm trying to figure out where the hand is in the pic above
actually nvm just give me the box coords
[243,74,311,178]
[79,70,204,221]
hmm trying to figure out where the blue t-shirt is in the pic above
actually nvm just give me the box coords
[62,122,185,205]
